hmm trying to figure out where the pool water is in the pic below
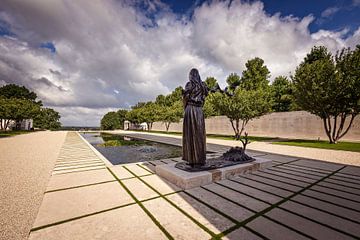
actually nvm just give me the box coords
[81,132,182,165]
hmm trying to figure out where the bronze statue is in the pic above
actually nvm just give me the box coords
[182,68,208,167]
[178,68,255,171]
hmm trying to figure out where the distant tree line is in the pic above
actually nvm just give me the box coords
[0,84,61,130]
[101,45,360,144]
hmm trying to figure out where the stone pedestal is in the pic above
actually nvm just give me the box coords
[156,157,272,190]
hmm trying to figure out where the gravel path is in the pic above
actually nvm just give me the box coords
[0,131,66,240]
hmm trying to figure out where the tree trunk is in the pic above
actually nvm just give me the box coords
[230,120,238,139]
[239,119,249,138]
[322,113,356,144]
[4,119,10,130]
[165,122,170,132]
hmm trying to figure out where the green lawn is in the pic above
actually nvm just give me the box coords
[272,139,360,152]
[0,130,33,138]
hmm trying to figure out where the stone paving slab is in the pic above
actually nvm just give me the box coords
[239,174,303,192]
[339,166,360,176]
[231,177,294,198]
[317,180,360,194]
[258,153,299,163]
[324,178,360,189]
[202,183,270,211]
[123,164,152,176]
[142,197,211,240]
[46,168,115,192]
[280,201,360,238]
[266,208,352,240]
[140,175,181,195]
[29,204,167,240]
[186,187,254,221]
[291,195,360,223]
[218,179,283,204]
[110,165,135,179]
[301,190,360,211]
[33,181,134,228]
[247,216,309,240]
[28,131,360,240]
[292,159,343,171]
[166,192,235,234]
[122,178,159,201]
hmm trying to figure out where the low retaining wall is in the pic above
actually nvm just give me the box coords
[151,111,360,141]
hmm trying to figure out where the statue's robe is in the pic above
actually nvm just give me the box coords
[182,79,208,166]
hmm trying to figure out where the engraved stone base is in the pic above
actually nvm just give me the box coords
[155,157,272,190]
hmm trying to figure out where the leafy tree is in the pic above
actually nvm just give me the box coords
[240,57,270,90]
[205,77,218,89]
[226,73,241,92]
[155,94,167,106]
[0,84,42,105]
[33,108,61,130]
[100,111,122,130]
[293,45,360,143]
[116,109,128,129]
[0,97,40,130]
[159,101,183,131]
[141,102,162,130]
[211,88,272,139]
[203,93,220,118]
[271,76,294,112]
[212,58,272,139]
[125,108,145,125]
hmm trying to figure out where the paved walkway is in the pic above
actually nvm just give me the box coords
[28,131,360,239]
[0,131,67,240]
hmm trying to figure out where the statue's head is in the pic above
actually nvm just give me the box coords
[189,68,201,84]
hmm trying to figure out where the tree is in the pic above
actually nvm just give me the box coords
[116,109,128,129]
[211,88,272,139]
[0,97,40,130]
[0,84,42,130]
[159,101,183,131]
[240,57,270,90]
[226,73,241,92]
[205,77,218,89]
[101,111,121,130]
[0,84,41,105]
[212,59,272,139]
[141,102,162,130]
[33,108,61,130]
[271,76,294,112]
[293,45,360,143]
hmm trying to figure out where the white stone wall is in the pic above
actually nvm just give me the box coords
[151,111,360,141]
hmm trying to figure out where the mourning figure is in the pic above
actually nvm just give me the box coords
[182,68,208,167]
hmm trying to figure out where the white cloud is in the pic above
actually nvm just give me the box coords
[0,0,359,126]
[321,6,340,18]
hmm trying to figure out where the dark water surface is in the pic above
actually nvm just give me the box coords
[81,132,182,165]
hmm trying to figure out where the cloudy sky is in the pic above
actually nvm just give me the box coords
[0,0,359,126]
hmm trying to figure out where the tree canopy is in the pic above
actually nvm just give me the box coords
[293,45,360,143]
[271,76,295,112]
[100,109,127,130]
[33,108,61,130]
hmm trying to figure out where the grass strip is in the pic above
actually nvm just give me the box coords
[277,205,360,239]
[45,180,117,193]
[122,165,218,238]
[30,202,136,232]
[107,167,174,240]
[229,178,360,224]
[272,140,360,152]
[215,165,347,238]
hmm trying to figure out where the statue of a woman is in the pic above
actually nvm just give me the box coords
[182,68,208,167]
